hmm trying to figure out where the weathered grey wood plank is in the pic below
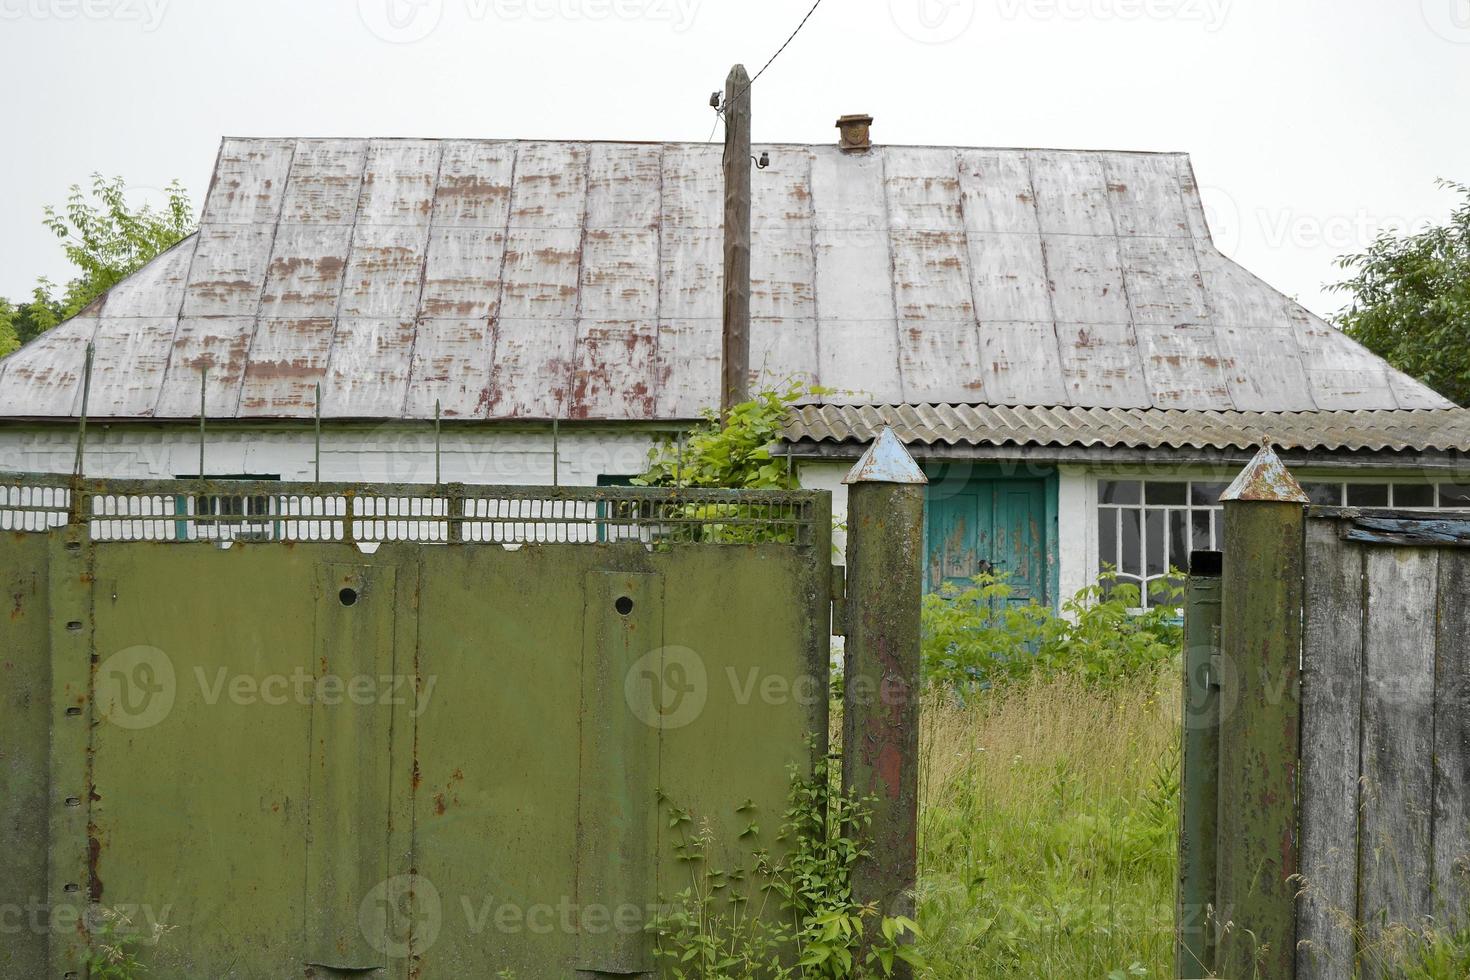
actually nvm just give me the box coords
[1344,516,1470,548]
[1433,552,1470,924]
[1296,518,1364,980]
[1359,547,1439,977]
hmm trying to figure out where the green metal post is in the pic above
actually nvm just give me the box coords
[841,427,926,975]
[198,366,207,477]
[1215,446,1308,980]
[1177,550,1223,979]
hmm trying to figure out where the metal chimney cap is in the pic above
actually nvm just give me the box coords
[835,113,874,152]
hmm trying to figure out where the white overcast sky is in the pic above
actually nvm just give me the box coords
[1,0,1467,318]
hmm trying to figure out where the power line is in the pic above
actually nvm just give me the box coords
[741,0,826,100]
[709,0,827,131]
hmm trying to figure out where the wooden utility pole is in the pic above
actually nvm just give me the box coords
[721,63,751,418]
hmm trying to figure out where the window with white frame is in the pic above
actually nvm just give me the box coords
[1098,479,1470,607]
[1097,480,1226,606]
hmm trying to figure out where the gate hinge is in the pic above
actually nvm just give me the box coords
[830,565,847,637]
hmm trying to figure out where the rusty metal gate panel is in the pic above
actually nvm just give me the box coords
[0,476,831,979]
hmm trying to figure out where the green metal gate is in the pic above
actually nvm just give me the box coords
[0,475,832,979]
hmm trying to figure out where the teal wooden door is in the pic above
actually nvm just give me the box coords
[926,479,1048,606]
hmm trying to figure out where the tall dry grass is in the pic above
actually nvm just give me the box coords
[915,669,1181,978]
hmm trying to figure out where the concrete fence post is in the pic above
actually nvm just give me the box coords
[1215,445,1308,980]
[841,427,926,974]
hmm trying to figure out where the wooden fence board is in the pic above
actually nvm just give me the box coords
[1297,520,1364,980]
[1433,552,1470,924]
[1359,548,1439,977]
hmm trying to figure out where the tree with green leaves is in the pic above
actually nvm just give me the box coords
[1333,179,1470,406]
[0,174,194,356]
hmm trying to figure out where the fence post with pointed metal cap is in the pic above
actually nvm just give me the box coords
[1215,444,1308,980]
[841,426,926,973]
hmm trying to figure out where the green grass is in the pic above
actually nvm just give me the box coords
[914,670,1180,979]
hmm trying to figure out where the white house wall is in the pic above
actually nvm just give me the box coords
[0,425,661,487]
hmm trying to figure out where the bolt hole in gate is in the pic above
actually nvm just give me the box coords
[339,587,359,607]
[615,596,634,615]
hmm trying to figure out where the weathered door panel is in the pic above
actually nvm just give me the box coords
[926,486,990,590]
[925,478,1048,605]
[411,544,590,975]
[86,543,389,977]
[654,546,829,909]
[305,562,397,971]
[995,481,1046,605]
[0,532,52,979]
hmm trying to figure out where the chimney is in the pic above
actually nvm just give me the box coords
[835,113,874,152]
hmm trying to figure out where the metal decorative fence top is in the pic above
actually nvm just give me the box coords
[0,473,822,547]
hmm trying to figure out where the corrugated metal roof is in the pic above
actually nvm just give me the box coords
[783,403,1470,453]
[0,137,1451,421]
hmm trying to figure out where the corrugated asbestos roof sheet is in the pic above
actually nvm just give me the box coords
[0,137,1452,421]
[784,403,1470,453]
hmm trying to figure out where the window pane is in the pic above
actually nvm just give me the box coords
[1301,482,1342,506]
[1393,484,1434,507]
[1121,509,1141,576]
[1100,480,1141,505]
[1168,510,1189,572]
[1347,484,1389,507]
[1442,484,1470,506]
[1099,510,1117,572]
[1192,510,1213,551]
[1190,482,1229,506]
[1146,482,1187,505]
[1146,510,1166,577]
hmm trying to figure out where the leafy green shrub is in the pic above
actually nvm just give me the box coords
[634,381,822,545]
[650,748,923,978]
[637,380,817,492]
[921,572,1183,690]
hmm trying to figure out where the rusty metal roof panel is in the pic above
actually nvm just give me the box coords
[784,403,1470,454]
[323,317,417,417]
[569,319,657,419]
[485,317,576,418]
[356,140,441,226]
[278,138,368,224]
[258,224,353,319]
[751,316,818,392]
[201,138,295,226]
[2,137,1456,422]
[97,236,196,318]
[338,223,432,319]
[654,318,719,419]
[87,316,178,418]
[236,318,334,419]
[1135,321,1232,408]
[153,316,253,417]
[0,315,95,417]
[403,316,493,419]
